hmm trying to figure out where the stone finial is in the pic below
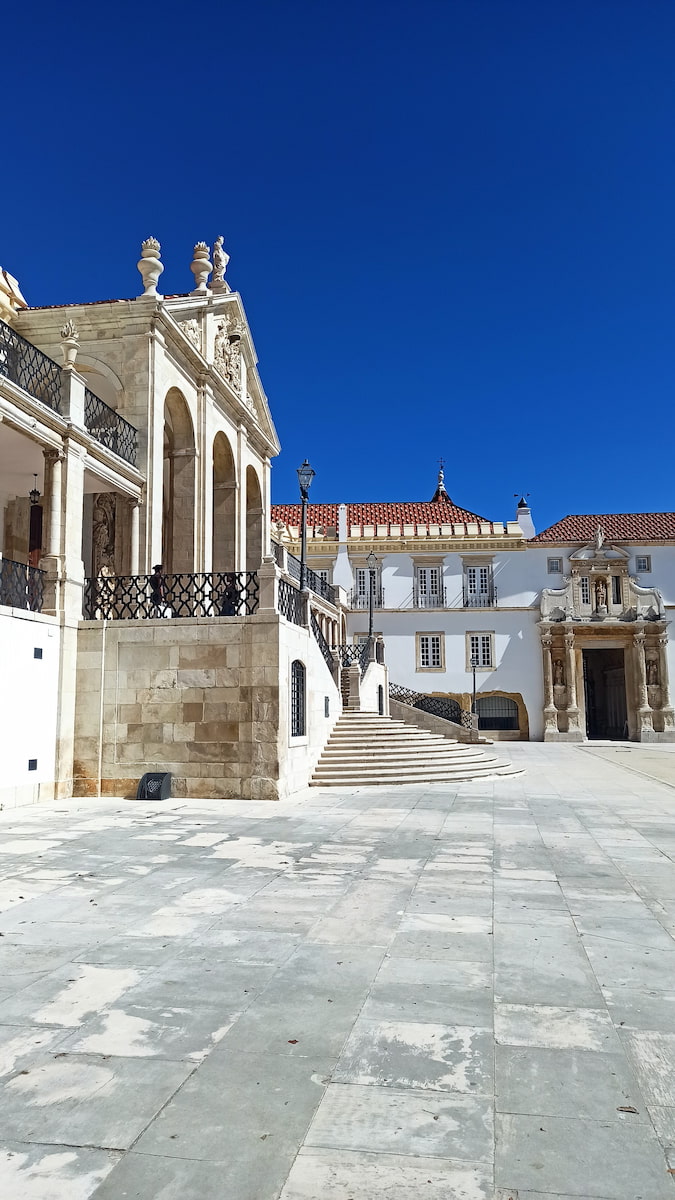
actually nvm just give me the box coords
[137,237,164,298]
[59,319,79,369]
[190,242,212,296]
[211,235,230,293]
[0,267,29,324]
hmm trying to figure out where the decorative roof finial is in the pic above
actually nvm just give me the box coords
[137,237,164,298]
[211,236,230,293]
[190,242,212,296]
[431,457,450,503]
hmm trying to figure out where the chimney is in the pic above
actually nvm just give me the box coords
[515,495,535,539]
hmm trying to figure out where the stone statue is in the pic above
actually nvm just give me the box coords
[92,493,116,575]
[593,526,605,551]
[214,321,228,366]
[181,318,201,352]
[646,658,659,685]
[595,578,607,608]
[211,236,230,292]
[553,659,564,686]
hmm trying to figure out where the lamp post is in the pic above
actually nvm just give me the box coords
[296,459,315,591]
[366,550,378,639]
[470,654,479,716]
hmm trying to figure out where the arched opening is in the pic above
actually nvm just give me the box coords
[245,465,263,572]
[476,695,519,731]
[291,660,306,737]
[163,389,195,573]
[212,433,237,572]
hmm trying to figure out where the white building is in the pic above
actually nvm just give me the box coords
[272,473,675,744]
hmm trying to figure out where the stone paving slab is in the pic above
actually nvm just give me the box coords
[0,744,674,1196]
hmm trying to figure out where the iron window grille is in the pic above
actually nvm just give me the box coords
[291,659,306,737]
[476,695,519,731]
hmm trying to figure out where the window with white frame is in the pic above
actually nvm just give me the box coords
[464,564,494,606]
[416,632,444,670]
[579,576,591,604]
[316,568,332,585]
[354,565,382,608]
[416,565,444,608]
[547,557,563,574]
[635,555,651,573]
[467,632,494,669]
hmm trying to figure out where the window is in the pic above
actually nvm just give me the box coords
[464,564,494,607]
[476,696,519,730]
[416,565,444,608]
[611,575,622,605]
[467,632,494,669]
[290,660,306,737]
[354,566,382,609]
[416,633,444,670]
[547,557,562,574]
[636,555,651,573]
[579,576,590,604]
[317,569,331,585]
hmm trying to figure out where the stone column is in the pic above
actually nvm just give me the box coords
[44,448,64,558]
[658,631,674,731]
[634,626,653,735]
[129,497,141,576]
[564,628,581,732]
[236,424,248,574]
[541,631,558,737]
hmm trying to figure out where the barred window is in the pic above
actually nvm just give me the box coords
[580,577,590,604]
[547,557,562,574]
[476,695,519,730]
[291,660,306,737]
[636,555,651,573]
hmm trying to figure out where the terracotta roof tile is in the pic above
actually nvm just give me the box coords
[271,498,493,534]
[531,512,675,543]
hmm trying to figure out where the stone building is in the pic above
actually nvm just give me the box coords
[0,242,354,808]
[272,475,675,745]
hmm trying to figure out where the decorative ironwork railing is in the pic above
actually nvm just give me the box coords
[349,588,385,610]
[0,558,44,612]
[0,320,62,413]
[83,571,259,620]
[462,586,497,608]
[389,681,464,727]
[285,551,336,605]
[311,612,335,671]
[414,588,447,608]
[84,389,138,467]
[278,578,304,626]
[338,637,373,676]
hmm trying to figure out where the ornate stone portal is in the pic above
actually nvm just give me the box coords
[540,529,674,742]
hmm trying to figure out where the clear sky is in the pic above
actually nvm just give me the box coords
[4,0,674,532]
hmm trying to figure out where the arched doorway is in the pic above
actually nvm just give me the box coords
[245,465,263,572]
[163,389,195,573]
[212,433,237,572]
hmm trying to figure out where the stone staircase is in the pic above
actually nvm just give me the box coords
[311,711,520,787]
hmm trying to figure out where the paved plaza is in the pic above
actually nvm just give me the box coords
[0,745,675,1198]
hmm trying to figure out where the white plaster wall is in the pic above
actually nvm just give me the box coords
[277,621,341,796]
[359,660,388,714]
[0,609,60,807]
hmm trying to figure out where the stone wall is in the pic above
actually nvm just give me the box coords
[73,613,340,801]
[0,607,61,808]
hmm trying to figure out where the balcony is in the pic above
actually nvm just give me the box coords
[463,586,497,608]
[83,571,259,620]
[0,559,44,612]
[349,588,385,610]
[414,588,447,609]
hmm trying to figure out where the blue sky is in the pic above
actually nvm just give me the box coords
[4,1,675,532]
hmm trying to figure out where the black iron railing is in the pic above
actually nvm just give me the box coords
[285,550,336,605]
[339,637,373,677]
[311,612,335,671]
[0,320,62,412]
[83,571,259,620]
[389,681,464,727]
[0,558,44,612]
[278,578,304,626]
[462,585,497,608]
[349,588,385,610]
[84,389,138,467]
[414,588,447,608]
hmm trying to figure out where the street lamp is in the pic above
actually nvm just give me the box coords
[296,459,315,591]
[366,550,378,639]
[470,654,479,716]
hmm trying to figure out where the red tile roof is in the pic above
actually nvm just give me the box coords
[531,513,675,543]
[272,499,494,534]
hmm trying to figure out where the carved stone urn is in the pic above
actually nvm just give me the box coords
[190,242,212,296]
[59,319,79,369]
[137,237,164,298]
